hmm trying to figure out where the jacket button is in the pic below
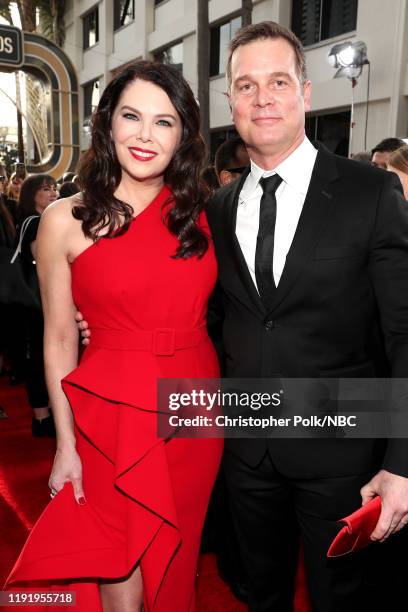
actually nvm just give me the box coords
[264,320,274,331]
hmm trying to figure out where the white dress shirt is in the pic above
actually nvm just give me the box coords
[236,137,318,288]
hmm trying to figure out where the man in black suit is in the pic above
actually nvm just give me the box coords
[206,21,408,612]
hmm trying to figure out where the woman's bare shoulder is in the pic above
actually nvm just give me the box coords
[41,194,83,231]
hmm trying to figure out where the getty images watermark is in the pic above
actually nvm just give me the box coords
[157,378,408,439]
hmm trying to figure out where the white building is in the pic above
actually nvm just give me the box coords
[62,0,408,156]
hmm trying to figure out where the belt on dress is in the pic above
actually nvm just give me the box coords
[90,324,208,356]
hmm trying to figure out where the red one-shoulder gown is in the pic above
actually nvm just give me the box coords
[6,186,224,611]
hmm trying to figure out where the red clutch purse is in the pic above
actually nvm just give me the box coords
[327,496,382,557]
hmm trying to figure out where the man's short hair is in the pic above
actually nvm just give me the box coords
[371,138,405,158]
[226,21,307,89]
[215,137,246,177]
[59,180,80,198]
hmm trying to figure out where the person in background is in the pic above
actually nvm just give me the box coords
[62,171,76,183]
[352,151,372,164]
[0,165,9,196]
[5,171,25,224]
[16,174,58,436]
[0,165,27,387]
[214,136,250,186]
[0,163,13,256]
[59,181,80,199]
[387,144,408,200]
[371,137,405,169]
[200,165,219,196]
[0,164,15,418]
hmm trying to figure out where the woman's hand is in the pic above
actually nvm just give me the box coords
[49,446,86,505]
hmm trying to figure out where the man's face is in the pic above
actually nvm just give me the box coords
[372,151,391,170]
[228,37,311,165]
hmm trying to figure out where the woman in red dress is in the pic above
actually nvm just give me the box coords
[6,61,223,611]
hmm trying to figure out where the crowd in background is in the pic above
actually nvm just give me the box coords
[0,167,79,431]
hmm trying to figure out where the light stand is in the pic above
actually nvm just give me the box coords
[328,41,369,156]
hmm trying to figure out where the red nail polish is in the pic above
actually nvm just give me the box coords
[78,497,86,505]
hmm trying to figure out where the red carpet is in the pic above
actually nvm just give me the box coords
[0,377,310,611]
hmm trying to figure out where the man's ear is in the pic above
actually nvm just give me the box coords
[303,80,312,113]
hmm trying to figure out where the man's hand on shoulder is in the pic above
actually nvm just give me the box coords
[361,469,408,541]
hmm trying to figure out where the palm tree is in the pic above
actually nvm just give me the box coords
[17,0,36,31]
[0,1,65,46]
[0,1,12,24]
[36,0,65,46]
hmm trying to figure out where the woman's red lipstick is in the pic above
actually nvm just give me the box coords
[129,147,157,162]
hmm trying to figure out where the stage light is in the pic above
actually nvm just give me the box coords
[328,41,368,79]
[328,41,370,155]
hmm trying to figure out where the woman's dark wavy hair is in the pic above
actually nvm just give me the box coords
[17,174,57,224]
[74,60,209,259]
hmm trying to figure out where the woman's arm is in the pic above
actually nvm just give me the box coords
[36,203,85,504]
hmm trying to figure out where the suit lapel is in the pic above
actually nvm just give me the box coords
[223,167,265,316]
[267,145,339,315]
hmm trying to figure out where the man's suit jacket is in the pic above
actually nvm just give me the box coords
[207,144,408,479]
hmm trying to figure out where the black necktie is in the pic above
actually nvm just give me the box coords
[255,174,283,310]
